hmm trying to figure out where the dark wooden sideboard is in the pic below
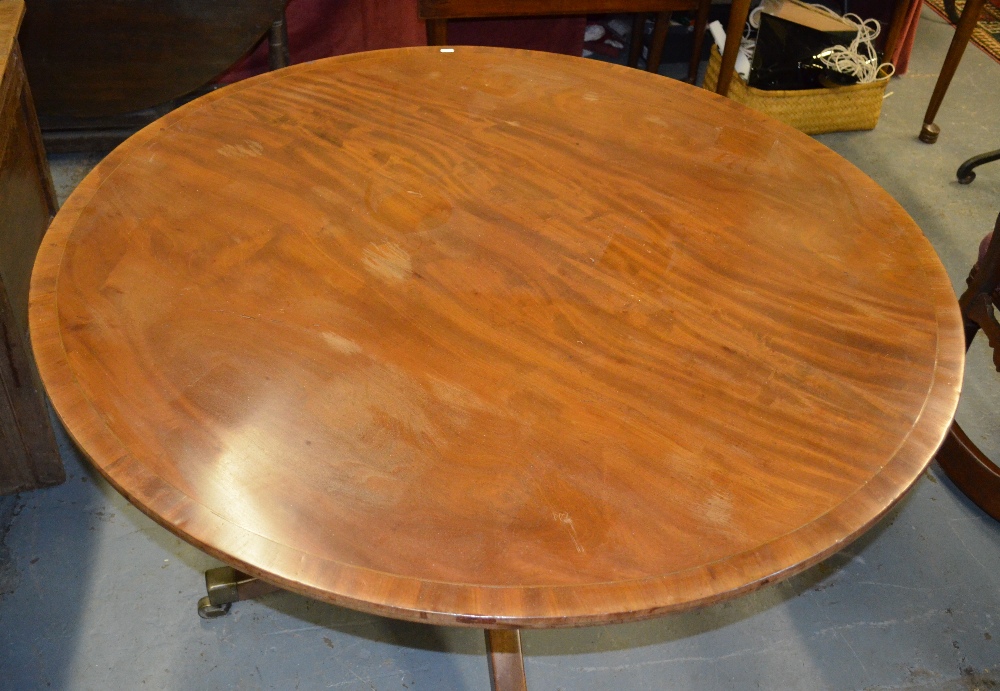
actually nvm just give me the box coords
[18,0,287,152]
[0,0,63,494]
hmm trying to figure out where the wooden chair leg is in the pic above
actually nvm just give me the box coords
[919,0,987,143]
[882,0,912,64]
[687,0,712,83]
[716,0,753,94]
[426,18,447,46]
[628,13,647,68]
[267,5,290,71]
[646,11,671,74]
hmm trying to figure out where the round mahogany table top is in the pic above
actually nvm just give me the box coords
[30,47,964,629]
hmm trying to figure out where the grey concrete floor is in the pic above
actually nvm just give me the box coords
[3,8,1000,690]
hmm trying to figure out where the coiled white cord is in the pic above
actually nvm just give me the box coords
[743,2,895,84]
[810,7,895,82]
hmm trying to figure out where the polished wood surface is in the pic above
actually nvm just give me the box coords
[19,0,285,119]
[0,0,62,493]
[31,47,964,627]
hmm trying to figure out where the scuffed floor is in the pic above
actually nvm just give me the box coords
[2,8,1000,689]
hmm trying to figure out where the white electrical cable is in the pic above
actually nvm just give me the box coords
[807,5,895,83]
[742,5,764,55]
[708,20,754,78]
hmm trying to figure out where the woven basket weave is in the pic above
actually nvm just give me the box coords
[702,45,890,135]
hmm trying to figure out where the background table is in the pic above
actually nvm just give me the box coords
[30,46,964,689]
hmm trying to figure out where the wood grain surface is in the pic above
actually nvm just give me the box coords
[30,47,964,628]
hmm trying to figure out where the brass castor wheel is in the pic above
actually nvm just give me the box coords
[919,122,940,144]
[197,595,232,619]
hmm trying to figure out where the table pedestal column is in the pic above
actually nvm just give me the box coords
[485,629,527,691]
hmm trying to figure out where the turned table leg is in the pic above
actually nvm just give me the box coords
[197,566,280,618]
[485,629,528,691]
[919,0,987,143]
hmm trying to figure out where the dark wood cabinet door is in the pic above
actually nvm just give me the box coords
[19,0,285,120]
[0,0,63,494]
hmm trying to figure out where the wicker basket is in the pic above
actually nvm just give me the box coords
[702,45,891,135]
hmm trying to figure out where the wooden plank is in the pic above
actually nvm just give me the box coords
[0,1,23,79]
[0,0,63,493]
[16,43,56,216]
[0,275,61,492]
[0,282,31,491]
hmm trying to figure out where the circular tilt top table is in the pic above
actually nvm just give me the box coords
[30,47,964,690]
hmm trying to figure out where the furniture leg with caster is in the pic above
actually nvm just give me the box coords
[919,0,987,143]
[197,566,280,619]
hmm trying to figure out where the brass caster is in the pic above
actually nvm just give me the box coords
[919,122,940,144]
[196,566,280,620]
[198,595,232,619]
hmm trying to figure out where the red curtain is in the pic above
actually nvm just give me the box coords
[846,0,923,74]
[219,0,586,83]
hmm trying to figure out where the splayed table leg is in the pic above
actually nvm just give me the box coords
[486,629,528,691]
